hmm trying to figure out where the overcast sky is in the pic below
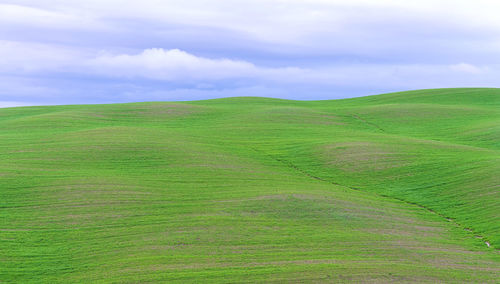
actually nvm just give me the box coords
[1,0,499,106]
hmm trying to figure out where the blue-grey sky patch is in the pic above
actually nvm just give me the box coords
[0,0,499,106]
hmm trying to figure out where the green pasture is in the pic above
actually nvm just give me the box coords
[0,88,498,282]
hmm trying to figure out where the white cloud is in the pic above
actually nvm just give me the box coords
[0,40,91,73]
[86,48,311,82]
[449,63,482,74]
[0,4,102,30]
[0,43,311,82]
[0,41,497,90]
[84,48,500,91]
[88,48,259,80]
[0,1,499,104]
[4,0,500,46]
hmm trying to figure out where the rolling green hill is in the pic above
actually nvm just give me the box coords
[1,88,499,282]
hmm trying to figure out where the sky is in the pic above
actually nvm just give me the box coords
[1,0,499,106]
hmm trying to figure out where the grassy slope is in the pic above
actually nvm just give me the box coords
[0,88,498,283]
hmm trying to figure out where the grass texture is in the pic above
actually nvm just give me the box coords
[0,88,499,282]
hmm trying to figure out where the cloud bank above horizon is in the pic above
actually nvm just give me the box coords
[1,0,499,106]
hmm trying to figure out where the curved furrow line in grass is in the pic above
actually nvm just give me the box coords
[350,113,386,132]
[251,147,496,250]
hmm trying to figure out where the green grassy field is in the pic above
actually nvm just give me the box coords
[1,88,499,282]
